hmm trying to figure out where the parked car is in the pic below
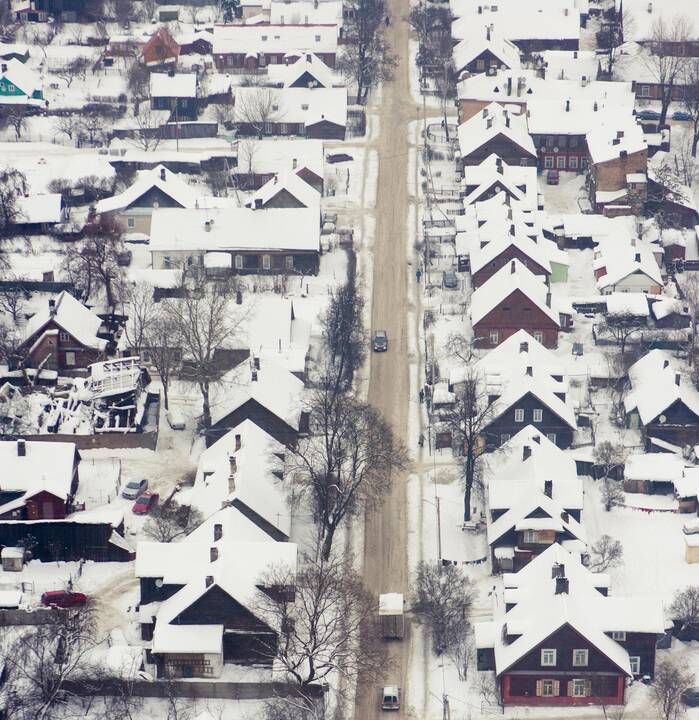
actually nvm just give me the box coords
[122,478,148,500]
[442,270,458,289]
[546,169,560,185]
[381,685,401,711]
[166,408,185,430]
[637,109,661,121]
[41,591,88,608]
[672,110,692,121]
[682,687,699,707]
[373,330,388,352]
[133,492,159,515]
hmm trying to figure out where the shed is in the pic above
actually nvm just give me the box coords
[685,521,699,564]
[0,546,24,572]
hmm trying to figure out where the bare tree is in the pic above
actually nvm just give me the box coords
[601,479,625,512]
[0,167,28,236]
[78,113,105,147]
[652,656,694,720]
[338,0,395,102]
[678,273,699,366]
[127,60,150,100]
[594,440,627,481]
[144,500,203,542]
[212,102,235,129]
[443,367,495,521]
[113,0,134,26]
[0,280,28,323]
[595,313,646,356]
[412,561,476,656]
[54,114,81,142]
[588,535,624,571]
[235,88,281,137]
[56,57,91,87]
[254,555,382,711]
[288,383,409,560]
[122,282,157,354]
[648,160,690,229]
[643,16,693,127]
[669,586,699,636]
[142,311,181,411]
[131,104,164,151]
[237,138,259,178]
[683,59,699,157]
[2,107,27,140]
[163,273,246,432]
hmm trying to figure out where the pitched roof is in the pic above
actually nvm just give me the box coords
[234,86,347,127]
[245,169,321,209]
[586,122,646,165]
[469,228,552,277]
[595,242,662,290]
[141,27,180,64]
[0,58,41,99]
[457,103,535,160]
[470,258,561,326]
[14,194,63,224]
[213,24,338,56]
[452,31,521,74]
[149,72,197,98]
[266,52,339,88]
[22,291,107,352]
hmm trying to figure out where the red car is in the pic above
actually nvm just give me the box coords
[133,491,159,515]
[41,591,88,608]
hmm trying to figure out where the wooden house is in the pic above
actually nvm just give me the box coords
[452,29,521,78]
[150,72,199,121]
[140,27,180,68]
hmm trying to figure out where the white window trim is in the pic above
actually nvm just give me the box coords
[514,408,525,423]
[629,656,640,674]
[572,649,589,667]
[544,156,554,168]
[611,631,626,641]
[572,679,588,697]
[541,679,555,696]
[65,351,76,366]
[541,648,556,667]
[533,409,543,422]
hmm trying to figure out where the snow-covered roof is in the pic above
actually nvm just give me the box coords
[452,30,521,74]
[624,452,685,482]
[615,0,699,44]
[651,296,688,321]
[470,258,563,326]
[234,86,347,127]
[606,293,651,317]
[266,51,339,88]
[0,59,41,105]
[213,23,338,56]
[14,194,63,225]
[541,49,600,82]
[237,137,324,179]
[22,292,107,353]
[470,228,553,277]
[152,624,223,655]
[245,169,321,209]
[595,241,662,290]
[0,440,76,515]
[149,206,320,254]
[648,153,698,214]
[95,164,195,215]
[625,349,699,424]
[149,72,197,98]
[587,122,646,165]
[457,103,535,160]
[269,1,343,28]
[462,154,538,209]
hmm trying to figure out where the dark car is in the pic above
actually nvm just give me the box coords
[373,330,388,352]
[546,169,560,185]
[672,110,692,121]
[637,109,661,121]
[122,478,148,500]
[133,491,159,515]
[443,270,458,289]
[41,591,88,608]
[682,687,699,707]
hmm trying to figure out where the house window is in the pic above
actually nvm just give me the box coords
[141,350,152,364]
[127,217,135,228]
[547,433,556,444]
[500,433,510,444]
[572,649,589,667]
[65,351,76,366]
[569,136,578,148]
[476,59,485,70]
[539,679,558,697]
[59,331,69,342]
[533,331,544,343]
[524,529,538,543]
[557,156,567,169]
[569,156,578,170]
[8,84,15,92]
[285,255,294,270]
[541,648,556,666]
[489,330,499,345]
[571,679,589,697]
[234,255,243,269]
[514,408,525,423]
[261,35,268,40]
[301,103,309,110]
[544,156,554,168]
[315,34,321,42]
[533,409,543,422]
[629,656,641,675]
[611,631,626,641]
[262,254,271,270]
[639,84,651,97]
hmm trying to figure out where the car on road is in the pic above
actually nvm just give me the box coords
[546,169,559,185]
[381,686,401,711]
[373,330,388,352]
[682,687,699,707]
[672,110,692,121]
[442,270,458,289]
[41,591,88,608]
[133,491,159,515]
[637,108,661,121]
[122,478,148,500]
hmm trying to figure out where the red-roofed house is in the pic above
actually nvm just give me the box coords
[141,27,180,67]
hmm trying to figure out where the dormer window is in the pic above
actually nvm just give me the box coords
[301,103,309,110]
[261,35,268,41]
[315,34,321,41]
[541,648,556,666]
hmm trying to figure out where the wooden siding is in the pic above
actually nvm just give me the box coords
[461,133,537,167]
[472,245,550,287]
[208,397,299,448]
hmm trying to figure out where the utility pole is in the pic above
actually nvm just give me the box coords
[442,693,450,720]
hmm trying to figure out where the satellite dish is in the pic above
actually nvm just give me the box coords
[659,415,667,424]
[155,578,163,588]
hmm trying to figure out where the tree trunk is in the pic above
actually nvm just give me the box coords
[321,523,337,560]
[463,452,474,522]
[693,129,699,158]
[201,381,212,431]
[162,382,170,411]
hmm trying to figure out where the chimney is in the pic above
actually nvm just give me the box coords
[205,220,212,232]
[510,260,516,274]
[251,369,258,382]
[168,68,175,77]
[612,138,620,146]
[519,341,528,353]
[507,76,512,96]
[160,167,166,181]
[617,130,624,139]
[306,53,311,62]
[564,6,568,15]
[647,1,653,12]
[523,445,531,460]
[478,4,482,12]
[292,157,298,169]
[634,252,641,262]
[253,356,260,370]
[544,479,553,498]
[487,117,493,129]
[545,292,552,307]
[210,546,218,562]
[620,150,628,158]
[663,359,670,369]
[0,63,6,73]
[214,523,223,541]
[235,433,241,451]
[565,99,570,112]
[675,373,681,387]
[509,224,515,236]
[254,198,263,209]
[533,434,541,444]
[551,562,564,578]
[574,51,578,59]
[505,115,510,128]
[526,365,533,376]
[205,575,214,588]
[236,290,243,305]
[17,440,26,457]
[555,577,570,595]
[593,101,598,112]
[230,455,237,474]
[486,25,491,41]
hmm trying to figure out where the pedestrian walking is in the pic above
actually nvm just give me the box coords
[416,268,422,283]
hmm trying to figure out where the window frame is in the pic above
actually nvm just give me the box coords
[572,678,588,697]
[556,155,567,169]
[59,331,70,342]
[611,631,626,641]
[65,351,76,366]
[541,679,555,696]
[540,648,557,667]
[533,408,543,423]
[572,649,589,667]
[629,656,640,675]
[544,156,554,169]
[569,155,579,170]
[489,330,499,345]
[514,408,525,423]
[127,217,136,228]
[533,330,544,343]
